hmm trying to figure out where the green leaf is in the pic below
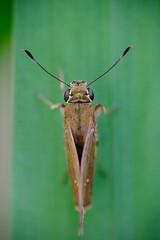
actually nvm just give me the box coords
[12,0,160,239]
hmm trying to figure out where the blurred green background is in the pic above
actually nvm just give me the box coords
[1,0,160,239]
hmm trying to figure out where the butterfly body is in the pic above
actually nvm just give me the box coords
[64,81,97,211]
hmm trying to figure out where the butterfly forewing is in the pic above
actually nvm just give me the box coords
[64,122,80,208]
[81,122,97,208]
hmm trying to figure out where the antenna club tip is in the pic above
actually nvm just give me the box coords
[122,45,134,57]
[21,49,35,60]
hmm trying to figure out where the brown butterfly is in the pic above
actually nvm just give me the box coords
[21,46,133,235]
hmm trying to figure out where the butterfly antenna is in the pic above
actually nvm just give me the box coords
[21,49,70,87]
[87,46,134,87]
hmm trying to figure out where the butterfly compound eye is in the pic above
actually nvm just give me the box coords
[88,88,94,101]
[64,89,70,102]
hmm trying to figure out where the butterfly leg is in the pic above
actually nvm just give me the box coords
[95,103,107,118]
[36,93,65,111]
[58,69,65,94]
[95,103,117,118]
[61,169,69,184]
[36,69,66,111]
[96,157,107,177]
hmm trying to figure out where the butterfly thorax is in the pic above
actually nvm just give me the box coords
[64,81,96,162]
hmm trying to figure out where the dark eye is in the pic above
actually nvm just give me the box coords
[64,89,70,102]
[88,88,94,101]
